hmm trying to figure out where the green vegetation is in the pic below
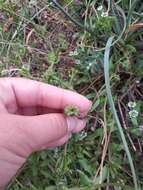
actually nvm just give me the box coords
[64,105,80,117]
[0,0,143,189]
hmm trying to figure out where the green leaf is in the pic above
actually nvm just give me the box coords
[90,99,100,112]
[86,92,96,100]
[94,165,109,185]
[47,51,57,65]
[78,159,92,175]
[77,170,92,187]
[104,36,139,190]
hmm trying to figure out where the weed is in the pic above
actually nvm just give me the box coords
[64,105,80,117]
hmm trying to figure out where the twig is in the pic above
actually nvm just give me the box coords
[128,23,143,31]
[99,100,108,188]
[25,29,34,45]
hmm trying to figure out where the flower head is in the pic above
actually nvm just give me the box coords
[101,12,108,17]
[97,5,103,11]
[69,49,78,56]
[129,110,139,118]
[64,105,80,116]
[128,101,136,108]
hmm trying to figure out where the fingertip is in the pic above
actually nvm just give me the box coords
[79,98,92,118]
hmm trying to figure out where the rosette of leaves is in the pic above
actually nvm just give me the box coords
[64,105,80,116]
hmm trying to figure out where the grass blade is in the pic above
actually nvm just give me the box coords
[104,37,139,190]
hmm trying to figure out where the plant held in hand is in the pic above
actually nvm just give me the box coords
[64,105,80,117]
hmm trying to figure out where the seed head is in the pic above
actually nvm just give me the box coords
[64,105,80,117]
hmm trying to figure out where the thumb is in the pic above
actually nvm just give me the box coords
[12,114,85,154]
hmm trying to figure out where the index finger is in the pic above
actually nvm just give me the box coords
[0,78,92,116]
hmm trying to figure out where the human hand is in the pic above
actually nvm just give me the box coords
[0,78,91,189]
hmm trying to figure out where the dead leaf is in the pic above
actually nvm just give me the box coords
[128,23,143,32]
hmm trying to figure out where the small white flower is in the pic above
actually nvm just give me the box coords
[88,63,92,67]
[75,59,81,65]
[86,62,93,70]
[97,5,103,11]
[69,49,78,56]
[101,12,108,17]
[136,80,140,84]
[86,66,90,70]
[69,51,74,56]
[128,101,136,108]
[129,110,139,118]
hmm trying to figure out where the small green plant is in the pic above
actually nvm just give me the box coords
[64,105,80,116]
[128,101,139,127]
[58,33,68,51]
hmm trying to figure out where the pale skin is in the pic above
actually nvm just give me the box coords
[0,78,92,189]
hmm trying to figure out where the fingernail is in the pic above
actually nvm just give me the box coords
[66,116,77,132]
[72,119,87,133]
[66,117,86,133]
